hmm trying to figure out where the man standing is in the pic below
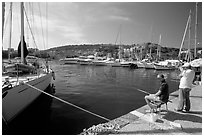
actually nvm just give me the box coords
[144,74,169,111]
[175,62,195,112]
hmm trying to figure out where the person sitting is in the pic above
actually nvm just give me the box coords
[144,74,169,112]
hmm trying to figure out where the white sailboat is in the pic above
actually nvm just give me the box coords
[143,62,155,69]
[111,59,122,67]
[2,2,55,123]
[120,59,132,67]
[92,57,109,66]
[154,37,178,70]
[143,48,155,69]
[134,44,145,68]
[153,60,176,70]
[136,61,145,68]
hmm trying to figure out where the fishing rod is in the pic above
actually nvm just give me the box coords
[136,88,151,95]
[170,79,180,83]
[107,73,175,101]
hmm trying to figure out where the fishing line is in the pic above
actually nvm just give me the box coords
[102,72,175,101]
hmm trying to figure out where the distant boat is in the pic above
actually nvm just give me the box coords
[77,56,92,65]
[111,62,122,67]
[190,58,202,67]
[165,60,180,67]
[143,61,155,69]
[110,59,122,67]
[120,60,132,67]
[92,60,108,66]
[92,57,108,66]
[154,61,175,70]
[105,60,115,66]
[59,57,79,64]
[2,2,54,123]
[135,60,145,68]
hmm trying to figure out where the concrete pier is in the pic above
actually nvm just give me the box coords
[81,83,202,135]
[113,84,202,135]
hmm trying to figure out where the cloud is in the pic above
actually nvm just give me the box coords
[108,15,130,21]
[58,24,88,44]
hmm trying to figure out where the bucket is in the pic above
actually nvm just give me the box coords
[150,113,158,122]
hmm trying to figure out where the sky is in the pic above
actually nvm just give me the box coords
[2,1,202,50]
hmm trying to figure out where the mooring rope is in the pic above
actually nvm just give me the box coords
[23,83,111,122]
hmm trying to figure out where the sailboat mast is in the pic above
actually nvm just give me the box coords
[158,34,161,45]
[140,46,143,60]
[2,2,5,41]
[188,10,192,62]
[8,2,13,61]
[178,11,191,59]
[194,2,198,58]
[149,25,153,58]
[157,34,161,58]
[20,2,24,64]
[185,10,191,62]
[119,24,122,60]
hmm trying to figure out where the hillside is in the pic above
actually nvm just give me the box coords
[2,43,202,60]
[46,43,202,60]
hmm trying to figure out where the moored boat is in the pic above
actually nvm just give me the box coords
[110,59,122,67]
[136,61,145,68]
[154,61,175,70]
[59,57,79,64]
[143,62,155,69]
[105,60,115,66]
[78,56,93,65]
[2,71,54,123]
[92,60,108,66]
[120,61,132,67]
[92,57,109,66]
[2,2,54,124]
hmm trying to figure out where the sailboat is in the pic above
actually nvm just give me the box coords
[154,5,200,71]
[135,44,146,68]
[2,2,55,124]
[110,25,122,67]
[178,9,193,63]
[142,26,155,69]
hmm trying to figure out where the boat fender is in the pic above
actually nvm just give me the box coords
[52,71,55,80]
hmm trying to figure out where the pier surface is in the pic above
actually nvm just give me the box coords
[113,84,202,135]
[82,83,202,135]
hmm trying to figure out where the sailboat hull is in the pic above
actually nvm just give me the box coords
[111,62,122,67]
[92,60,107,66]
[2,72,53,123]
[154,64,175,70]
[136,61,145,68]
[120,61,132,67]
[143,62,155,69]
[60,58,79,64]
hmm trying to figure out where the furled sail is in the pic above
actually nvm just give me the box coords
[17,36,28,58]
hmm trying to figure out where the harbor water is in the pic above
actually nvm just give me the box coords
[4,61,180,135]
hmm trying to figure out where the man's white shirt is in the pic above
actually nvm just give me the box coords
[179,69,195,89]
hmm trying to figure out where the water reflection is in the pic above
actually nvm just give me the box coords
[4,62,181,135]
